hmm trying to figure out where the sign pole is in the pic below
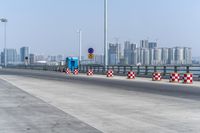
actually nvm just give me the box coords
[104,0,108,70]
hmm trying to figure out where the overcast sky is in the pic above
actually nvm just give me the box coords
[0,0,200,57]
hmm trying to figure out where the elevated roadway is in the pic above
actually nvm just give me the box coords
[0,69,200,133]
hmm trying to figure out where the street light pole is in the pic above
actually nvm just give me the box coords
[78,30,82,62]
[104,0,108,68]
[0,18,8,68]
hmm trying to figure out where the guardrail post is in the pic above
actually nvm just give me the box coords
[174,66,178,73]
[82,66,84,72]
[118,66,120,73]
[44,65,47,71]
[123,66,126,74]
[86,66,88,72]
[130,66,133,71]
[145,66,148,75]
[137,66,140,75]
[154,66,157,72]
[82,65,84,72]
[92,66,94,72]
[79,65,81,72]
[163,66,166,76]
[107,66,109,71]
[186,66,190,73]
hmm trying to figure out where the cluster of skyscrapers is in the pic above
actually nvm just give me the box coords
[0,41,192,66]
[0,47,29,65]
[0,47,64,66]
[107,40,192,66]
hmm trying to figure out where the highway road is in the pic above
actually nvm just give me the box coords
[0,68,200,133]
[1,69,200,100]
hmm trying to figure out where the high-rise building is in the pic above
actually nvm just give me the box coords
[149,49,154,65]
[0,49,17,65]
[143,49,150,65]
[174,47,184,65]
[148,42,158,49]
[132,49,138,65]
[136,48,141,64]
[48,56,57,62]
[0,52,4,65]
[124,41,137,50]
[7,49,17,64]
[20,47,29,63]
[119,57,127,65]
[29,54,35,64]
[168,48,175,65]
[161,48,169,64]
[108,43,121,65]
[35,55,45,62]
[124,41,136,65]
[167,47,192,65]
[95,54,104,65]
[121,40,192,65]
[57,55,63,61]
[139,48,144,64]
[154,48,162,65]
[140,40,149,48]
[183,47,192,64]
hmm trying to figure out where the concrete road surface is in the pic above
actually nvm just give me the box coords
[0,72,102,133]
[1,69,200,133]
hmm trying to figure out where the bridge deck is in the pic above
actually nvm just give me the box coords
[1,69,200,133]
[0,78,102,133]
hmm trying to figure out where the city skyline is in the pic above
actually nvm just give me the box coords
[0,0,200,57]
[0,46,65,65]
[0,41,193,66]
[108,41,192,66]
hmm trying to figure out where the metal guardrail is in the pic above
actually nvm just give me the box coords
[6,64,200,80]
[79,65,200,79]
[7,65,65,72]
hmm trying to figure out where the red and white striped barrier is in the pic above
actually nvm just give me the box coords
[169,73,180,83]
[127,71,136,79]
[152,72,162,81]
[107,70,114,77]
[183,73,193,84]
[74,69,79,75]
[65,68,71,75]
[87,69,94,76]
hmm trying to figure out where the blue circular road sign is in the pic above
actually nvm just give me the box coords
[88,48,94,54]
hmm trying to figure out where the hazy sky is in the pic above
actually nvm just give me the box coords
[0,0,200,57]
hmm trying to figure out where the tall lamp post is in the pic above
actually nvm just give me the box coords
[104,0,108,69]
[77,29,82,63]
[0,18,8,68]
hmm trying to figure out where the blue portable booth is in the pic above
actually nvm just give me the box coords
[66,57,79,72]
